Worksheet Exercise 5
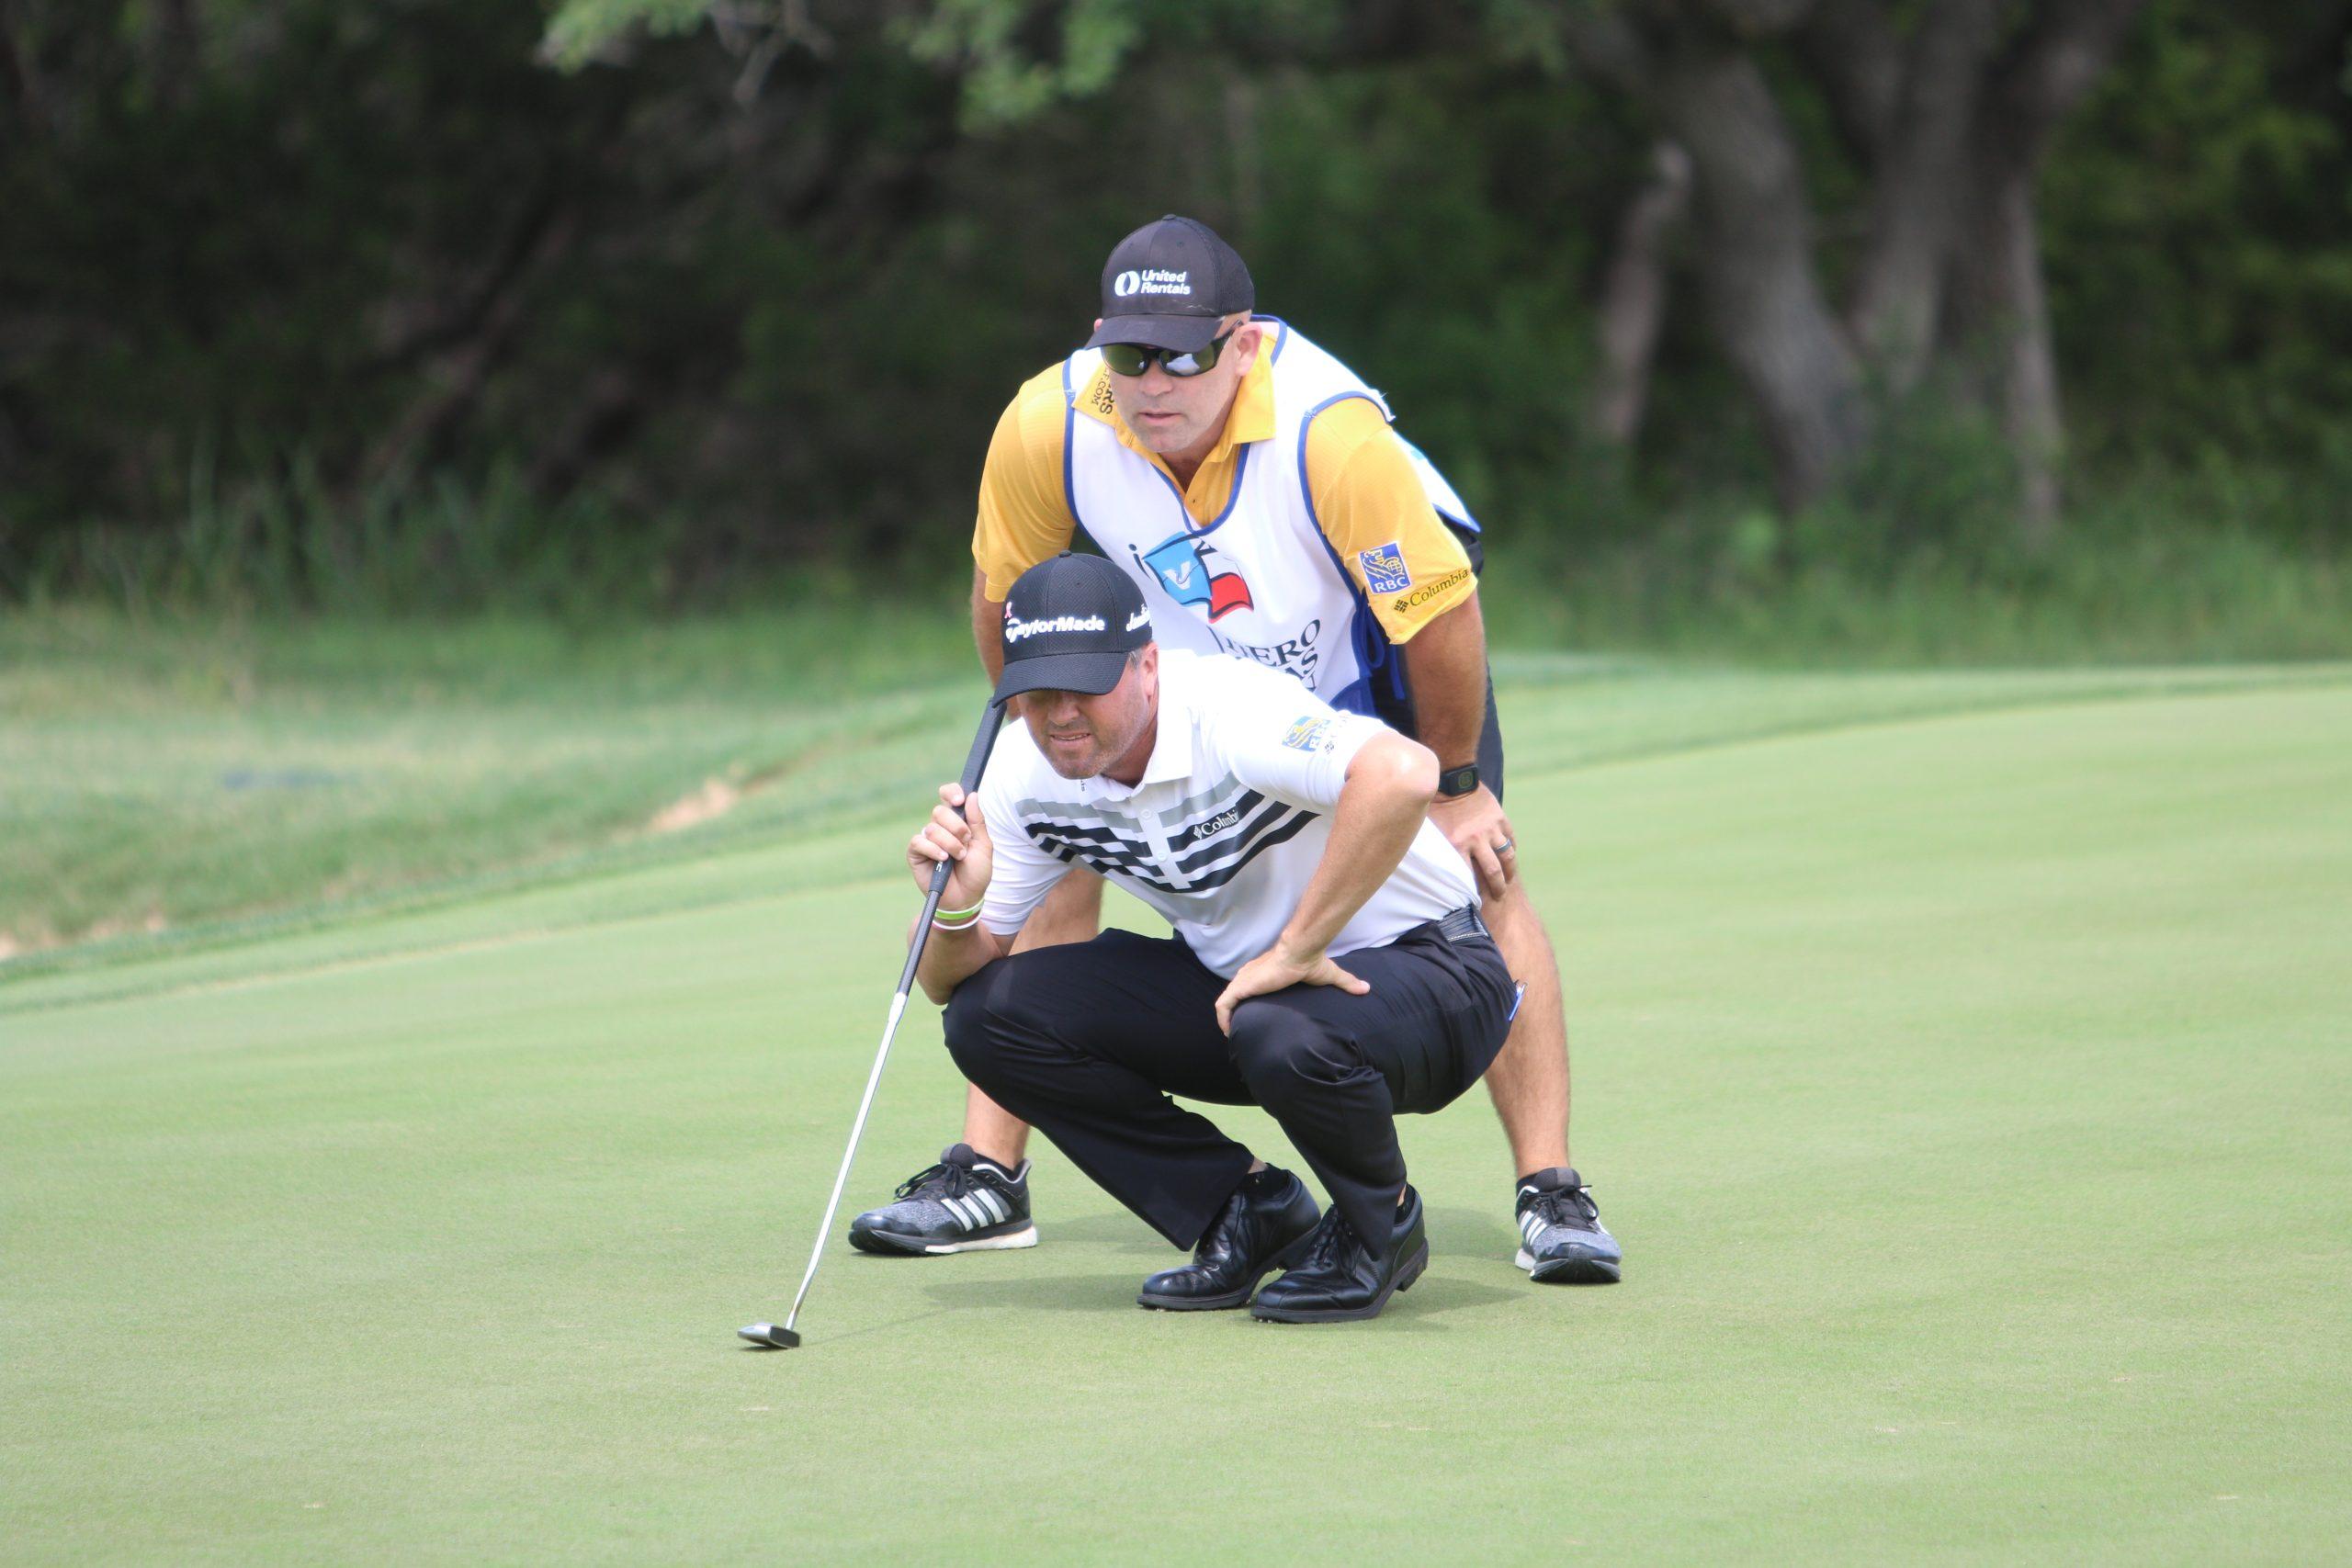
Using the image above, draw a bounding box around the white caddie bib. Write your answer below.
[1058,319,1476,716]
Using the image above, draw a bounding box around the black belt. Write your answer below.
[1437,905,1489,943]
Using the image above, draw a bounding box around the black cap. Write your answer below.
[1085,214,1254,354]
[994,553,1154,701]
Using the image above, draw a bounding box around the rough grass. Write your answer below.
[7,603,2346,978]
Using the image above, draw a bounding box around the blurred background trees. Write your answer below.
[2,0,2346,613]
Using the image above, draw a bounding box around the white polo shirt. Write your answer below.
[976,649,1476,977]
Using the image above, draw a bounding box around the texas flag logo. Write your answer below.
[1139,536,1255,622]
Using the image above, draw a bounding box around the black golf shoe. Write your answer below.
[1137,1166,1320,1312]
[1250,1187,1429,1324]
[848,1145,1038,1256]
[1514,1167,1621,1283]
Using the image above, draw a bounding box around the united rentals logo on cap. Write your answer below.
[1085,215,1254,355]
[994,552,1154,701]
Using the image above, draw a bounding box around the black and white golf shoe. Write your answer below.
[848,1144,1038,1256]
[1513,1167,1622,1283]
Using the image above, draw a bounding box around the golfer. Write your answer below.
[854,214,1617,1282]
[909,553,1516,1322]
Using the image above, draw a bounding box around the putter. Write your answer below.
[741,695,1009,1350]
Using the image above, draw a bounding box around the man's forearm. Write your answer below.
[1278,736,1439,958]
[916,918,1012,1005]
[971,569,1006,684]
[1396,594,1488,768]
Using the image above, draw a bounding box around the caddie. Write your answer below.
[910,552,1519,1322]
[852,214,1619,1283]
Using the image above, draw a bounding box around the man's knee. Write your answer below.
[942,962,1027,1088]
[1227,1004,1347,1103]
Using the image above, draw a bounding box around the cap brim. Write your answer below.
[1086,313,1224,353]
[992,649,1132,702]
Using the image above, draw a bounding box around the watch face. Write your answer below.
[1439,764,1479,798]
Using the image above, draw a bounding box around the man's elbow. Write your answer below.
[1362,734,1439,806]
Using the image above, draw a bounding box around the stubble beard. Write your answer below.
[1036,702,1141,781]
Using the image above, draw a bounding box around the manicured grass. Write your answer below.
[5,679,2346,1562]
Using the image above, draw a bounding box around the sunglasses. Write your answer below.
[1101,329,1236,379]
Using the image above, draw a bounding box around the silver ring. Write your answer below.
[1497,839,1516,854]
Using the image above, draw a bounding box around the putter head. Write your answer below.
[739,1322,800,1349]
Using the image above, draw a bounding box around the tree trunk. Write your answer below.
[1588,141,1691,446]
[1944,154,2064,542]
[1939,0,2152,543]
[1655,37,1865,510]
[1847,0,2001,389]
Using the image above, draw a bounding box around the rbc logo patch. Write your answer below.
[1358,541,1412,595]
[1281,716,1337,753]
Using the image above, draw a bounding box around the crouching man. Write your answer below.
[909,551,1518,1324]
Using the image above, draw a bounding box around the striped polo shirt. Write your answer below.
[974,649,1476,977]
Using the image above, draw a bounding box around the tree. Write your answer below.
[560,0,2156,534]
[1559,0,2150,536]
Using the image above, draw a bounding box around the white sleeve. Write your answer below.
[974,751,1071,939]
[1206,661,1391,810]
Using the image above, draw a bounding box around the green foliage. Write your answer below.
[20,461,683,619]
[901,0,1148,127]
[539,0,714,68]
[1487,457,2352,668]
[5,0,2348,611]
[2046,0,2352,464]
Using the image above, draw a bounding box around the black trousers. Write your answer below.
[942,918,1518,1250]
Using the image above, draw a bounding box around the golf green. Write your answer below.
[5,683,2347,1562]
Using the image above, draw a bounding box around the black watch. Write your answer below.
[1436,762,1481,800]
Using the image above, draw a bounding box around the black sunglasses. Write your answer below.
[1101,329,1236,379]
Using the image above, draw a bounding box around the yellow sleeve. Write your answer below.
[973,366,1079,602]
[1303,398,1476,640]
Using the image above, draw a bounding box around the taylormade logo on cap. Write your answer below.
[990,551,1155,701]
[1004,612,1108,643]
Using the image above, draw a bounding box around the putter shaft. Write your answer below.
[742,697,1006,1349]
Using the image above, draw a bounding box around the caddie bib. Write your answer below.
[1058,319,1477,716]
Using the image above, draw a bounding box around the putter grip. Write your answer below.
[897,697,1009,995]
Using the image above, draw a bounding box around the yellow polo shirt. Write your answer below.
[971,327,1477,640]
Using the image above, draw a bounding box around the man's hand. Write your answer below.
[1214,941,1369,1035]
[1430,784,1517,899]
[908,784,993,908]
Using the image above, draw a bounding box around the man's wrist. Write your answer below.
[931,893,989,931]
[1272,931,1327,967]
